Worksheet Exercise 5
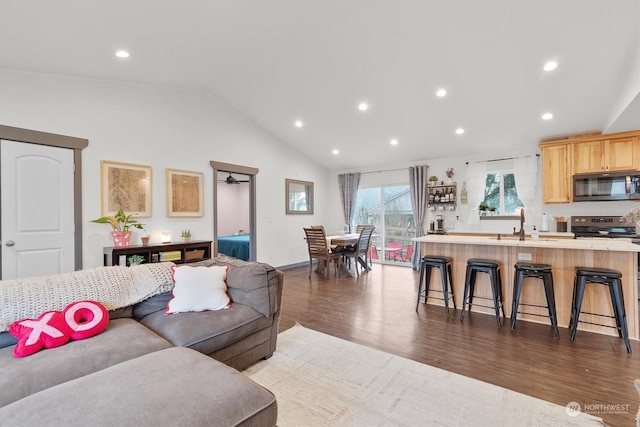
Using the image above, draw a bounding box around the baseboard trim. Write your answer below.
[274,261,309,270]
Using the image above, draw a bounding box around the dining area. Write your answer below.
[303,225,376,278]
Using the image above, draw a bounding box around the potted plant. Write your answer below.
[489,206,497,216]
[428,176,438,185]
[127,254,145,266]
[181,229,192,241]
[478,201,489,215]
[91,208,145,248]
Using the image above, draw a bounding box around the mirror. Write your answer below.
[286,179,314,214]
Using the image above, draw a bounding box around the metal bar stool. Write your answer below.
[510,262,560,338]
[460,258,505,327]
[416,256,456,317]
[569,266,631,353]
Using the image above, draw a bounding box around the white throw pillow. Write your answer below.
[166,265,231,314]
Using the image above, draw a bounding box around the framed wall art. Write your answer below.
[166,168,204,217]
[101,160,152,217]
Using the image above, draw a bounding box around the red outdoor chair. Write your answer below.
[395,244,414,262]
[369,246,379,261]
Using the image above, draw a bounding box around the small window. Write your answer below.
[482,171,523,215]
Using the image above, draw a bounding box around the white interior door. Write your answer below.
[1,140,75,279]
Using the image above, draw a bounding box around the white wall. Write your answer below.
[0,69,330,268]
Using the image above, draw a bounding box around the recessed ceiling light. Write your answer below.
[294,120,303,128]
[332,149,339,155]
[543,61,557,71]
[455,128,464,135]
[436,89,447,97]
[542,112,554,120]
[115,50,130,58]
[358,102,369,111]
[390,139,398,146]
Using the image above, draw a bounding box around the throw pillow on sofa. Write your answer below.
[166,265,231,314]
[9,300,109,358]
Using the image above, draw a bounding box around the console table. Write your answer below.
[103,240,212,267]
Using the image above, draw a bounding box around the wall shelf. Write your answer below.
[428,182,457,210]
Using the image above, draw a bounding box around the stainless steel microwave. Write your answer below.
[573,172,640,201]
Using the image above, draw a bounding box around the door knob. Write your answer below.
[5,240,15,247]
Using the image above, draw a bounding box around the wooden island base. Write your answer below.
[416,237,639,340]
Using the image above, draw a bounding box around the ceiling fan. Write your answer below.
[222,173,249,185]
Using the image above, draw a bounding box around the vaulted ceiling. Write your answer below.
[1,1,638,169]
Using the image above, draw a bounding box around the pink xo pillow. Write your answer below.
[9,311,71,357]
[9,300,109,358]
[63,300,109,341]
[166,265,231,314]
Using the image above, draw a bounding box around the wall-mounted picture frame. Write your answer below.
[166,168,204,217]
[286,178,314,214]
[101,160,152,217]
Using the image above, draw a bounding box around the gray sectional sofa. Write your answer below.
[0,257,283,426]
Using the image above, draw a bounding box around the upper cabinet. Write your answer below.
[541,143,572,203]
[573,138,635,174]
[540,129,640,204]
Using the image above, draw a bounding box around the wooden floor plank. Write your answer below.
[277,263,639,427]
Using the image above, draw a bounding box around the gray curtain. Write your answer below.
[338,173,361,233]
[409,165,429,270]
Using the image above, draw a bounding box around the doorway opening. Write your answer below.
[210,161,258,261]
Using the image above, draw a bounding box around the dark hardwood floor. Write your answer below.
[277,263,639,427]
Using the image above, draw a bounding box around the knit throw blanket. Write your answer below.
[0,263,175,332]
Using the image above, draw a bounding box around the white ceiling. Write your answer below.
[1,1,639,170]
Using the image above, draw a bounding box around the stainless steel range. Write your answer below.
[571,215,639,239]
[572,216,640,299]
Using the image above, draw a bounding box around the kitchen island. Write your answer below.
[413,234,639,339]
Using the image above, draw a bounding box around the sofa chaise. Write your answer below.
[0,256,282,426]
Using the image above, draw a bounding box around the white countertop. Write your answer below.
[413,234,640,252]
[448,230,574,238]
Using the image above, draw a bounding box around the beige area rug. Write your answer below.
[244,324,604,427]
[636,380,640,427]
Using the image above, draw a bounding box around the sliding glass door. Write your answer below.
[354,185,413,265]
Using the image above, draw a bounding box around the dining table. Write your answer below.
[325,233,370,276]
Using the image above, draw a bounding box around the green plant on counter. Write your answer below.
[478,201,489,211]
[180,229,192,238]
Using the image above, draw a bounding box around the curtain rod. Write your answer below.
[465,153,539,165]
[359,167,412,175]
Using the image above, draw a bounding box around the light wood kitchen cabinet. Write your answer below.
[540,129,640,204]
[573,137,635,173]
[541,143,572,203]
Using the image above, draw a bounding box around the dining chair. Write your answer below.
[303,227,341,278]
[355,224,378,269]
[342,225,376,276]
